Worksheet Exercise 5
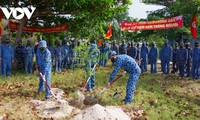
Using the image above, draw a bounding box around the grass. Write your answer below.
[0,62,199,120]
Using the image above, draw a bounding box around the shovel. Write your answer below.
[83,72,126,105]
[37,72,68,111]
[39,73,58,100]
[97,71,126,96]
[83,63,98,90]
[35,66,57,99]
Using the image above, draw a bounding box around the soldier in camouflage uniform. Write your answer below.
[61,39,69,69]
[191,41,200,79]
[136,42,141,65]
[55,40,63,73]
[185,42,192,77]
[36,40,52,99]
[160,39,172,74]
[119,40,127,54]
[99,42,109,66]
[47,39,55,70]
[69,39,76,70]
[127,41,137,59]
[106,51,141,104]
[86,43,100,91]
[110,40,119,66]
[140,42,149,72]
[172,42,179,74]
[14,40,27,72]
[176,42,188,77]
[24,40,34,74]
[149,42,158,73]
[0,38,14,76]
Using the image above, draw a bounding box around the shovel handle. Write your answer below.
[109,74,123,86]
[39,73,57,99]
[98,72,126,95]
[83,63,98,89]
[136,58,143,64]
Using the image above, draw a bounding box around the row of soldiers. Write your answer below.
[0,38,200,79]
[99,39,200,79]
[0,38,34,76]
[0,38,79,76]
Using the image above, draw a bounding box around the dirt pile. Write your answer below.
[29,88,80,119]
[30,99,80,119]
[73,104,130,120]
[0,113,8,120]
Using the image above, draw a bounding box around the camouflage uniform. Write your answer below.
[110,40,119,66]
[47,40,55,70]
[36,40,52,99]
[61,39,69,69]
[69,40,76,70]
[24,40,34,74]
[160,39,172,74]
[55,41,63,73]
[99,42,109,66]
[176,42,188,77]
[172,42,179,73]
[191,41,200,79]
[140,42,149,72]
[14,40,27,71]
[108,53,141,104]
[0,38,14,76]
[149,42,158,73]
[127,42,137,59]
[119,40,127,54]
[86,44,100,91]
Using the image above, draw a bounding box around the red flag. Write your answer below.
[0,10,2,36]
[105,23,112,39]
[190,16,197,38]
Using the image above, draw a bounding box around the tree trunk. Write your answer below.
[15,17,27,44]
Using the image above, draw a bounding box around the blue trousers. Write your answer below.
[24,57,33,74]
[141,58,148,72]
[150,60,157,73]
[86,75,95,91]
[100,59,107,66]
[55,59,62,73]
[62,57,68,69]
[162,59,170,74]
[16,58,23,71]
[192,62,200,79]
[124,70,141,104]
[2,60,12,76]
[178,63,186,77]
[86,64,96,91]
[69,57,76,70]
[38,72,51,99]
[186,62,191,77]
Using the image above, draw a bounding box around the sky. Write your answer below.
[128,0,165,19]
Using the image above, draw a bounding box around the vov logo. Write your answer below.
[0,6,36,20]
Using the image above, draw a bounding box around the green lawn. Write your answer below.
[0,63,199,120]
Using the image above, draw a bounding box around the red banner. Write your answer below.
[121,16,183,31]
[8,21,68,33]
[190,16,197,38]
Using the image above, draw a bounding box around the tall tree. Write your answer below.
[0,0,132,42]
[141,0,200,42]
